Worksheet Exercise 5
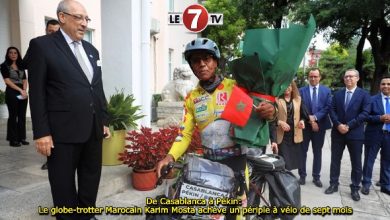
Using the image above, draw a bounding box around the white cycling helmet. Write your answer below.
[184,38,221,63]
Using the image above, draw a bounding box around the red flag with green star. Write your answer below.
[221,86,253,127]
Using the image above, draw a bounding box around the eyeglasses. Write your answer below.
[62,11,91,23]
[308,76,319,79]
[190,54,214,65]
[344,75,357,79]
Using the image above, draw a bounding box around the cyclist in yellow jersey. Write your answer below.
[156,38,276,219]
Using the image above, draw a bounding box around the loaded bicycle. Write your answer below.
[148,150,300,220]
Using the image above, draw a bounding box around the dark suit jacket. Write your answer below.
[299,84,332,130]
[329,87,371,140]
[365,93,386,145]
[27,30,108,143]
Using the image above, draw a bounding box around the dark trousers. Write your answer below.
[48,122,102,220]
[5,87,27,142]
[299,129,326,180]
[362,133,390,190]
[380,135,390,190]
[329,137,363,190]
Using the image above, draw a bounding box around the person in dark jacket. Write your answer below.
[361,76,390,196]
[298,68,332,187]
[27,1,110,219]
[0,46,29,147]
[326,69,371,201]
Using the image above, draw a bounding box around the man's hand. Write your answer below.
[156,154,174,178]
[380,114,390,123]
[35,135,54,156]
[311,121,320,132]
[255,102,275,120]
[309,115,316,122]
[103,126,111,138]
[337,124,349,134]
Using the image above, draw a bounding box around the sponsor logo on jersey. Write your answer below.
[216,92,228,105]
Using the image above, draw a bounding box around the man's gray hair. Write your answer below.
[56,0,70,15]
[345,69,359,77]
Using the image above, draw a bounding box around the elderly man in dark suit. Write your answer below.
[298,68,332,187]
[361,76,390,196]
[26,1,110,219]
[326,69,371,201]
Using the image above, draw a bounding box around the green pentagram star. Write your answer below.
[236,101,246,112]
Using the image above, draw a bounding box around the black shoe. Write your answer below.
[361,186,370,195]
[376,181,381,187]
[41,162,48,170]
[20,140,29,145]
[351,190,360,201]
[299,177,306,185]
[380,188,390,196]
[325,185,338,194]
[10,141,21,147]
[313,179,323,188]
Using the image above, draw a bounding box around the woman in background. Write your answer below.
[0,47,29,147]
[275,81,309,170]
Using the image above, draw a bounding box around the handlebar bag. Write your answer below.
[247,153,285,172]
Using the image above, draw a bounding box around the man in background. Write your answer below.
[326,69,371,201]
[45,19,60,35]
[361,76,390,196]
[298,68,332,187]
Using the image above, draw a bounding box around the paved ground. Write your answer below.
[0,119,389,220]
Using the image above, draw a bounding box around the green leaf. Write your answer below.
[107,89,145,130]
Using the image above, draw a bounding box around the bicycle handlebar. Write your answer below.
[156,162,184,186]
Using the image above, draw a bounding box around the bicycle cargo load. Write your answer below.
[266,170,301,220]
[182,154,237,197]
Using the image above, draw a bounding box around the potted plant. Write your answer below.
[102,90,144,165]
[0,89,8,118]
[118,126,178,190]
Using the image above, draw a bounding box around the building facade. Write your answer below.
[0,0,199,126]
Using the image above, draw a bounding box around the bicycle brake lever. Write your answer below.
[156,162,175,186]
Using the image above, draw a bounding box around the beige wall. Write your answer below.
[167,0,200,85]
[149,0,199,93]
[150,0,168,93]
[17,0,101,57]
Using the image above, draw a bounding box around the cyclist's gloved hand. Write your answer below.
[254,102,275,120]
[156,154,175,178]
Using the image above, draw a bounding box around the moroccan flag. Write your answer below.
[227,15,316,147]
[221,86,253,127]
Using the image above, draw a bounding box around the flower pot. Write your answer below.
[131,168,157,191]
[102,130,126,166]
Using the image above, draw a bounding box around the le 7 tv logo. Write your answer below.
[168,4,223,33]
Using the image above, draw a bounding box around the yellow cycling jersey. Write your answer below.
[168,78,236,161]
